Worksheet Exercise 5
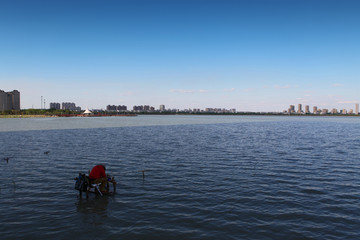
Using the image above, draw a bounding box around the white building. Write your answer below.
[83,107,92,115]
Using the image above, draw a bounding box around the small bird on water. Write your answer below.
[44,151,50,154]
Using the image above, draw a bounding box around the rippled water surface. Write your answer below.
[1,115,360,239]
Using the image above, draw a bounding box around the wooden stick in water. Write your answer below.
[138,170,150,178]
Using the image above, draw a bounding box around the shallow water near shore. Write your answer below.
[1,115,360,239]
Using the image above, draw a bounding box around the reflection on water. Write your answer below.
[76,197,110,225]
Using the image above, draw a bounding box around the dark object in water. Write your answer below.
[44,151,50,154]
[74,173,116,198]
[138,169,150,178]
[3,157,9,163]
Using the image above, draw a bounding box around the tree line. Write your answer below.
[0,109,79,115]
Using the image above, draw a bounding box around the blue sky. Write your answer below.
[1,0,359,111]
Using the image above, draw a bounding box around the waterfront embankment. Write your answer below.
[0,114,137,118]
[0,115,52,118]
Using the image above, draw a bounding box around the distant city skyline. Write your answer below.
[47,98,359,115]
[286,103,359,115]
[1,88,359,115]
[1,1,359,111]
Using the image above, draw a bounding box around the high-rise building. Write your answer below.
[133,105,144,111]
[160,105,165,111]
[288,105,295,113]
[0,90,20,111]
[62,102,76,110]
[297,104,302,113]
[133,105,155,112]
[0,90,8,111]
[355,103,359,115]
[10,90,20,110]
[62,102,81,111]
[107,105,117,111]
[305,105,310,114]
[50,102,61,110]
[331,108,338,114]
[106,105,127,111]
[117,105,127,111]
[313,106,318,114]
[0,90,6,111]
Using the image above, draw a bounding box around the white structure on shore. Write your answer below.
[83,107,92,115]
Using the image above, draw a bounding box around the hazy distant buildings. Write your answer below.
[133,105,143,111]
[204,108,236,113]
[313,106,318,114]
[119,105,127,111]
[305,105,310,114]
[132,105,155,112]
[160,104,166,111]
[285,102,360,115]
[107,105,116,111]
[288,105,295,113]
[62,102,81,111]
[290,105,295,113]
[50,102,61,110]
[106,105,127,111]
[297,104,302,113]
[0,89,20,111]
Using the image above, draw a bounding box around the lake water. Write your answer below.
[1,115,359,239]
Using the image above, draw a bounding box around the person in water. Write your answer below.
[89,164,109,193]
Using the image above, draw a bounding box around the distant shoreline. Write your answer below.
[0,114,137,118]
[0,115,51,118]
[1,113,359,118]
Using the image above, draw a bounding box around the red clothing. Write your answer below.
[89,165,106,179]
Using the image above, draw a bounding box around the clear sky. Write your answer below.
[0,0,359,112]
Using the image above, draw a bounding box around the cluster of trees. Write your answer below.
[0,109,79,115]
